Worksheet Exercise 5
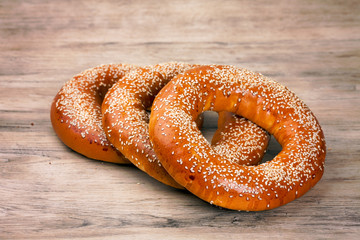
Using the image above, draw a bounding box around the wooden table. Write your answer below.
[1,0,359,239]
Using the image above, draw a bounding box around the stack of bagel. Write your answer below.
[51,62,326,211]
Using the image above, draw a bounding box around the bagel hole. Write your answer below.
[200,111,219,142]
[261,136,282,164]
[97,85,111,104]
[200,111,282,165]
[145,109,151,123]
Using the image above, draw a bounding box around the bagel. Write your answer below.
[149,65,326,210]
[50,64,137,163]
[102,62,270,188]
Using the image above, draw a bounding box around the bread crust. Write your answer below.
[102,63,270,189]
[50,64,137,163]
[149,65,326,211]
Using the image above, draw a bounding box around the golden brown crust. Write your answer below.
[50,64,137,163]
[102,63,197,188]
[51,62,269,172]
[102,62,270,189]
[149,65,326,211]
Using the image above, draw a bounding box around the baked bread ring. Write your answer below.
[149,65,326,211]
[102,62,270,188]
[51,64,137,164]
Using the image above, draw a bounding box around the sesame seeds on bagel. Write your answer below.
[149,65,326,211]
[51,64,138,163]
[101,62,270,189]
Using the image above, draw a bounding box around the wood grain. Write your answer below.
[1,0,359,239]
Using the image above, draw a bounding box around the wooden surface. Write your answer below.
[1,0,359,239]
